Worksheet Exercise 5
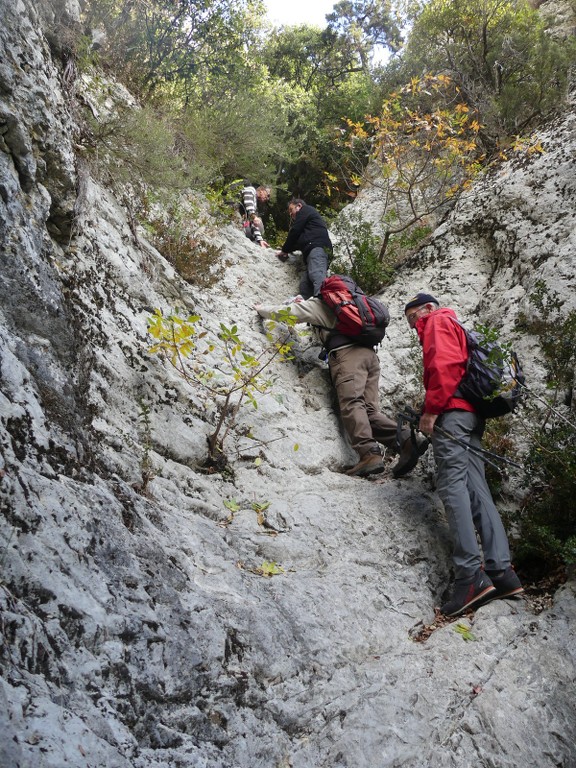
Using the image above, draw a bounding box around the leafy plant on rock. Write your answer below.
[330,213,395,293]
[147,308,297,466]
[146,207,226,288]
[401,0,575,148]
[515,282,576,575]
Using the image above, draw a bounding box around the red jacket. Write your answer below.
[415,307,475,415]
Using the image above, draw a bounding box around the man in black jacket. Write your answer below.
[277,198,332,299]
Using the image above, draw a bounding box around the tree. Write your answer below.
[327,0,403,70]
[147,308,297,464]
[402,0,574,146]
[260,25,383,209]
[338,74,483,260]
[82,0,266,100]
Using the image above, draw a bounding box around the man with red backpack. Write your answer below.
[255,278,428,477]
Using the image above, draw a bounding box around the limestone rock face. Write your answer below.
[0,1,575,767]
[370,104,576,410]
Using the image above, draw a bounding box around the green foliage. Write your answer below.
[330,213,395,293]
[251,500,271,527]
[82,0,266,100]
[338,75,483,259]
[147,308,297,462]
[514,281,576,574]
[144,198,226,288]
[237,558,286,576]
[78,0,574,224]
[520,422,576,570]
[260,26,382,209]
[263,26,342,90]
[178,83,288,185]
[327,0,404,68]
[454,622,476,642]
[402,0,575,147]
[258,560,285,577]
[80,103,200,190]
[526,280,576,390]
[482,418,516,497]
[384,222,433,265]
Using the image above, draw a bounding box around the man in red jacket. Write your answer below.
[405,292,523,617]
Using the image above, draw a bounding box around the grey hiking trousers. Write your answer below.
[299,246,329,298]
[433,409,511,579]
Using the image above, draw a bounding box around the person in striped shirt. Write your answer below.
[240,184,271,247]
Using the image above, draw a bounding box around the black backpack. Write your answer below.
[454,320,525,418]
[319,275,390,347]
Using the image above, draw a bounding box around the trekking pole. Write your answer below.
[432,424,523,470]
[396,407,427,450]
[396,407,522,471]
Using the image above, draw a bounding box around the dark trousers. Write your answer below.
[299,246,329,298]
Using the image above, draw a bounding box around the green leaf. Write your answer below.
[260,560,285,577]
[454,622,477,642]
[251,500,270,513]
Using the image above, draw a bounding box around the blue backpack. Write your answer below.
[454,321,525,418]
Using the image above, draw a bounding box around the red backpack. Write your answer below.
[319,275,390,347]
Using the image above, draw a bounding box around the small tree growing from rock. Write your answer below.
[147,308,297,467]
[339,74,483,263]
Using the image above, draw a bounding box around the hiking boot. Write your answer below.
[392,435,429,479]
[345,452,384,477]
[440,569,497,617]
[485,567,524,599]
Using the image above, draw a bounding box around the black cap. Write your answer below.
[404,292,439,312]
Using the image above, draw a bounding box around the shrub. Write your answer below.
[338,75,483,263]
[402,0,575,147]
[482,418,517,499]
[525,280,576,390]
[514,282,576,575]
[519,422,576,573]
[79,103,205,190]
[147,308,297,466]
[147,211,226,289]
[330,214,395,293]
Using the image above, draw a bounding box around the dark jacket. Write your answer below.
[281,204,332,258]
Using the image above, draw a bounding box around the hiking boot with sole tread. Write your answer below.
[441,569,496,617]
[486,567,524,599]
[345,452,384,477]
[392,435,429,479]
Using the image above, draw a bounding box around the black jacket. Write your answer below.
[281,204,332,258]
